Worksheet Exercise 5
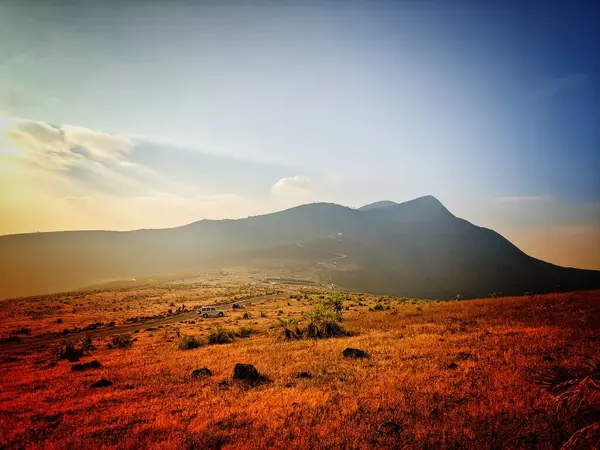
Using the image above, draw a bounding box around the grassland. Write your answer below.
[0,284,598,449]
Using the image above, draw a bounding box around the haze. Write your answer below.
[0,0,598,269]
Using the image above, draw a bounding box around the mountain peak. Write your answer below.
[397,195,453,217]
[358,200,398,211]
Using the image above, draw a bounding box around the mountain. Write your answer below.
[358,200,398,211]
[1,196,599,299]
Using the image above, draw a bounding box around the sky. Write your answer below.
[0,0,599,269]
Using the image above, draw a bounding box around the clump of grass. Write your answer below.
[235,326,254,338]
[270,318,301,340]
[178,335,203,350]
[207,325,234,344]
[52,335,94,362]
[107,334,133,349]
[538,352,600,449]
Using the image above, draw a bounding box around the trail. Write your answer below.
[295,239,348,268]
[0,293,285,354]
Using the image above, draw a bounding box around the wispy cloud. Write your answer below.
[0,117,315,234]
[532,73,590,100]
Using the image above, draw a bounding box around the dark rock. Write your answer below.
[293,371,313,379]
[91,378,113,388]
[233,363,260,382]
[381,421,402,435]
[543,355,555,362]
[71,360,102,371]
[447,362,459,370]
[342,348,367,359]
[457,352,473,360]
[192,368,212,378]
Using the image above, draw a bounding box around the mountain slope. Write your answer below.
[1,196,598,299]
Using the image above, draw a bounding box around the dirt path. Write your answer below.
[0,293,285,354]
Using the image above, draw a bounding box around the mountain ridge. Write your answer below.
[1,196,599,299]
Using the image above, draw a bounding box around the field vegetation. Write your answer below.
[0,284,598,449]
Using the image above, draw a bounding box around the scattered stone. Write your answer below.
[293,371,313,379]
[447,362,459,370]
[192,368,213,378]
[233,363,260,382]
[71,360,102,371]
[2,356,20,364]
[543,355,555,362]
[381,421,402,435]
[91,378,113,388]
[342,348,367,359]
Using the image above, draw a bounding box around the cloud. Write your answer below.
[532,73,590,100]
[0,117,307,234]
[271,175,313,196]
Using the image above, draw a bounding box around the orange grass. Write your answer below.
[1,288,598,449]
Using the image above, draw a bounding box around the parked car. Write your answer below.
[198,306,224,318]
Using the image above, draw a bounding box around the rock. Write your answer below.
[447,362,459,370]
[91,378,113,388]
[543,355,555,362]
[71,360,102,371]
[191,368,212,378]
[342,348,367,359]
[381,421,402,435]
[233,363,260,382]
[457,352,473,360]
[293,371,313,379]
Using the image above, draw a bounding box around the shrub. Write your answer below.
[302,307,350,339]
[270,318,301,340]
[107,334,133,349]
[179,335,203,350]
[53,335,93,361]
[207,325,234,344]
[235,326,254,338]
[538,352,600,448]
[53,341,82,362]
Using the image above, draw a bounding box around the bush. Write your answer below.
[235,326,254,338]
[270,318,301,340]
[53,341,82,362]
[53,335,93,361]
[207,325,234,344]
[302,307,350,339]
[179,335,203,350]
[107,334,133,349]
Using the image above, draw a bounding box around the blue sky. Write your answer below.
[0,0,598,268]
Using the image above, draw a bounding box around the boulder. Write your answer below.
[192,368,212,378]
[342,348,367,359]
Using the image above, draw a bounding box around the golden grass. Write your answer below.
[1,288,598,449]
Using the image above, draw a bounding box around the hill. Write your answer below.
[1,195,599,299]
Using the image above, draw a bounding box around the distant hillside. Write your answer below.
[1,195,599,299]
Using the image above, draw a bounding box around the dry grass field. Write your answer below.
[1,286,599,449]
